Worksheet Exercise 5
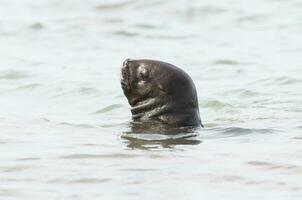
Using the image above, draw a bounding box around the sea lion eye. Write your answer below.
[138,68,148,80]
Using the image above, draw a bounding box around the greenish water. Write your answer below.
[0,0,301,199]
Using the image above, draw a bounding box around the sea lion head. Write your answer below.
[121,59,202,127]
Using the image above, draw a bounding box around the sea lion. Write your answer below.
[120,59,202,128]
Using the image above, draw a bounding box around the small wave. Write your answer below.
[200,99,233,110]
[281,47,302,53]
[57,122,95,129]
[145,34,197,40]
[16,157,41,161]
[204,127,278,138]
[247,161,302,174]
[0,70,28,80]
[121,168,157,172]
[238,15,267,22]
[0,189,20,197]
[114,31,139,37]
[99,122,129,128]
[114,94,124,99]
[239,89,261,98]
[185,5,226,17]
[77,87,99,95]
[133,0,164,9]
[225,89,262,98]
[14,84,40,91]
[51,87,100,98]
[95,0,137,11]
[60,153,141,159]
[103,18,124,24]
[198,6,226,14]
[134,24,159,30]
[1,165,30,172]
[67,178,111,184]
[274,76,301,85]
[203,122,220,128]
[2,178,35,182]
[94,104,123,114]
[257,76,302,86]
[29,22,44,30]
[211,59,240,65]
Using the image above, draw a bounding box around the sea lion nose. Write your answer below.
[123,58,133,67]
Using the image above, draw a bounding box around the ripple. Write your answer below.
[205,127,278,138]
[211,59,240,65]
[239,89,262,98]
[238,15,267,22]
[1,178,35,182]
[225,89,262,98]
[51,87,100,98]
[134,24,159,30]
[274,76,301,85]
[95,0,136,11]
[0,70,28,80]
[121,168,157,172]
[145,34,197,40]
[77,87,99,95]
[60,153,141,159]
[247,161,302,174]
[1,165,30,172]
[133,0,164,9]
[114,30,139,37]
[57,122,95,129]
[16,157,41,161]
[200,99,233,110]
[195,6,226,15]
[0,189,20,197]
[114,94,124,99]
[67,178,110,184]
[14,83,40,91]
[183,6,226,19]
[103,18,124,24]
[94,104,123,114]
[29,22,44,30]
[99,122,128,128]
[223,175,245,182]
[98,122,128,128]
[203,122,220,128]
[0,140,6,144]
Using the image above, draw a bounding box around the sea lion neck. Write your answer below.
[130,98,163,117]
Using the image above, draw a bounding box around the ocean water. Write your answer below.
[0,0,302,199]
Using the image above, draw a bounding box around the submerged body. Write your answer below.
[120,59,202,128]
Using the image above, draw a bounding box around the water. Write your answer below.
[0,0,302,199]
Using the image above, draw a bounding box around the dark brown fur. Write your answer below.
[121,59,202,128]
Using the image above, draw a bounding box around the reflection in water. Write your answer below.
[121,122,202,149]
[202,127,279,139]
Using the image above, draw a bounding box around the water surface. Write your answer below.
[0,0,302,199]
